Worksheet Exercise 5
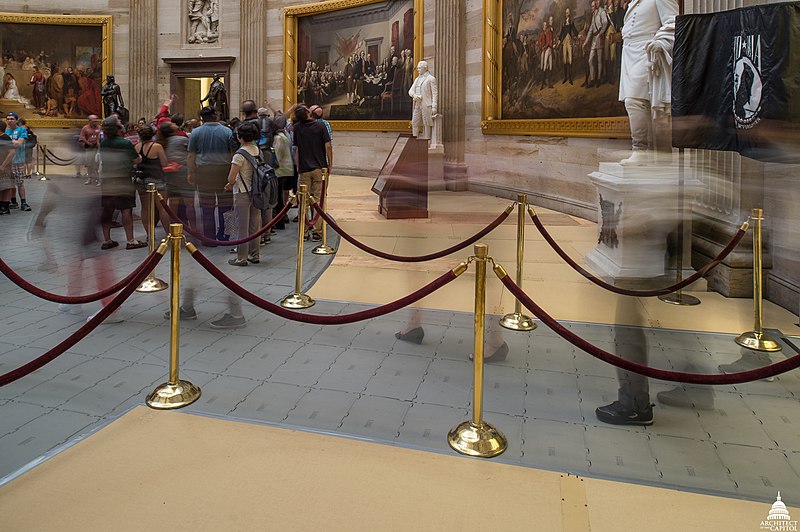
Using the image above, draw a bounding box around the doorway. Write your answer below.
[177,76,224,119]
[162,56,235,120]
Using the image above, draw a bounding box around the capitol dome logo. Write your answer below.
[760,492,798,531]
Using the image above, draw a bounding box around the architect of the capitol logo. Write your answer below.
[760,493,798,531]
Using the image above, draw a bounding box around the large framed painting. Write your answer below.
[482,0,629,137]
[0,13,112,128]
[283,0,423,132]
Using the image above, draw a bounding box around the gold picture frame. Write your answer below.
[481,0,629,138]
[283,0,423,132]
[0,12,112,128]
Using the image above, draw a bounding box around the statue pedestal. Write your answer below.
[428,144,445,191]
[584,162,706,286]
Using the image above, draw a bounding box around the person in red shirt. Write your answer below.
[77,115,101,185]
[538,18,555,89]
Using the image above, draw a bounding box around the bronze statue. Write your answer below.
[100,75,128,123]
[200,74,228,121]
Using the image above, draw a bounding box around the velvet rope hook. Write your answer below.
[0,246,167,387]
[159,197,293,247]
[495,265,800,385]
[312,202,514,263]
[528,206,749,297]
[0,248,161,305]
[189,245,467,325]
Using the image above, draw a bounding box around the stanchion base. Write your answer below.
[281,292,315,309]
[448,420,507,458]
[499,312,537,331]
[136,277,169,293]
[658,293,701,306]
[146,380,201,409]
[735,331,783,352]
[312,244,337,255]
[38,176,50,181]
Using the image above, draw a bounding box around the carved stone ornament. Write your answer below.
[598,194,622,249]
[187,0,220,44]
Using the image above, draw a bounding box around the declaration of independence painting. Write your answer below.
[501,0,628,120]
[292,0,419,123]
[0,14,111,126]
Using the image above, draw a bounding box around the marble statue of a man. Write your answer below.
[618,0,679,165]
[408,60,438,140]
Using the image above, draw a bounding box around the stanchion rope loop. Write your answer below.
[312,202,515,263]
[495,264,800,385]
[190,244,467,325]
[528,206,750,297]
[0,243,168,387]
[0,248,162,304]
[159,197,292,247]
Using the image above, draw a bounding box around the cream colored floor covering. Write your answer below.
[0,407,788,532]
[310,175,798,334]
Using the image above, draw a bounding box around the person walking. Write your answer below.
[223,122,262,266]
[187,106,232,243]
[291,105,331,241]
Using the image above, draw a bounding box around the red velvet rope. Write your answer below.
[313,203,512,262]
[160,199,292,246]
[305,181,326,227]
[190,248,460,325]
[499,272,799,384]
[0,248,160,304]
[0,251,165,387]
[529,210,748,297]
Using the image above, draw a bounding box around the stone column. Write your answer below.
[129,0,158,122]
[434,0,467,191]
[240,0,268,103]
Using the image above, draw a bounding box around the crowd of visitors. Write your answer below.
[7,94,334,328]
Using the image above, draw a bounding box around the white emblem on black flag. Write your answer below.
[733,34,763,129]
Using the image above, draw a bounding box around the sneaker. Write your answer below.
[84,178,92,185]
[58,303,83,315]
[247,255,260,264]
[260,236,270,246]
[126,240,148,250]
[210,313,246,329]
[228,258,248,267]
[595,401,653,426]
[101,240,119,250]
[163,306,198,320]
[74,172,83,178]
[20,202,31,212]
[229,247,238,254]
[87,309,123,324]
[311,232,322,242]
[0,207,7,215]
[9,202,18,209]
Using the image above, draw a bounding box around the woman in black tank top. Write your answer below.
[135,125,171,238]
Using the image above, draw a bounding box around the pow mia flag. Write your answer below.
[672,1,800,162]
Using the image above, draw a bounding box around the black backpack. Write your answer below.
[235,148,278,210]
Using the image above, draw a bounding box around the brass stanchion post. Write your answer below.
[146,224,201,409]
[38,144,50,181]
[136,183,168,292]
[281,184,315,309]
[659,148,700,306]
[312,168,336,255]
[32,143,42,177]
[500,195,536,331]
[735,208,782,352]
[448,243,508,458]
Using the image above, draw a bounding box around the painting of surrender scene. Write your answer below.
[502,0,628,119]
[0,18,105,121]
[296,0,416,121]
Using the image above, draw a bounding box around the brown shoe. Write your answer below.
[126,240,147,250]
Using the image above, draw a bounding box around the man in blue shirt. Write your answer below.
[188,106,232,242]
[4,112,31,211]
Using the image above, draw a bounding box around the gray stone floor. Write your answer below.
[1,178,799,505]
